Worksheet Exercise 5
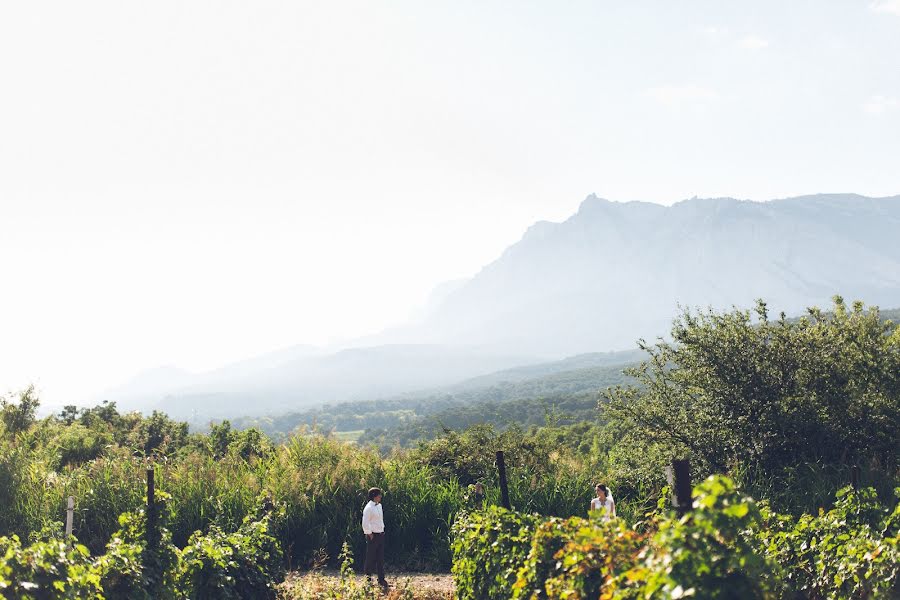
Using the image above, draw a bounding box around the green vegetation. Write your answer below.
[452,476,899,599]
[230,358,637,449]
[604,297,900,512]
[0,495,283,600]
[1,297,898,598]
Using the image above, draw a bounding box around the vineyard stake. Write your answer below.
[496,451,511,509]
[146,467,158,551]
[65,496,74,538]
[671,459,692,516]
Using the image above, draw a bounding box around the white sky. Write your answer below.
[2,1,899,407]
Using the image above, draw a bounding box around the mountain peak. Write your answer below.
[415,193,900,357]
[577,194,614,214]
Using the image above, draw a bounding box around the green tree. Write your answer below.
[605,297,900,496]
[208,420,236,459]
[138,411,189,457]
[58,405,79,426]
[1,385,40,435]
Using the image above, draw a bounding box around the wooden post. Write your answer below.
[851,465,860,490]
[65,496,74,538]
[496,451,511,509]
[672,459,692,516]
[146,467,158,550]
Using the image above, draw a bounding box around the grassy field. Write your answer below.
[332,429,365,443]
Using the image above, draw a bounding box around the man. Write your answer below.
[362,487,388,589]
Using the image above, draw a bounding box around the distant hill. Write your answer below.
[228,349,642,441]
[103,344,541,421]
[386,194,900,356]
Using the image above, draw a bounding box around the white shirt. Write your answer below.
[362,500,384,534]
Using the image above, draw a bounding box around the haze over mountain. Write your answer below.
[389,193,900,356]
[103,345,542,420]
[105,193,900,419]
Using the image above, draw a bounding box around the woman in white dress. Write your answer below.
[589,484,616,519]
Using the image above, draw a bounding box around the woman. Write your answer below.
[589,484,616,519]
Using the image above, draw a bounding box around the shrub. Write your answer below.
[0,534,101,600]
[451,507,538,600]
[513,517,644,600]
[93,491,181,600]
[614,476,775,599]
[604,298,900,514]
[177,510,285,599]
[755,486,900,599]
[53,424,111,467]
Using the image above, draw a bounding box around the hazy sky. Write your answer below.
[2,1,899,406]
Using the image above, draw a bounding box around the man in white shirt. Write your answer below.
[362,487,388,589]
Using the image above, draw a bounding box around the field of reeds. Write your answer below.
[0,413,620,573]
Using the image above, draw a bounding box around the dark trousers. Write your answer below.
[364,532,386,583]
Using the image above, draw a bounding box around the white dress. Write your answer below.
[590,497,615,519]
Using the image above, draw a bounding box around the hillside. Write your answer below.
[104,345,541,421]
[229,350,642,443]
[390,194,900,356]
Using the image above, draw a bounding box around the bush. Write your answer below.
[604,298,900,514]
[451,507,538,600]
[177,510,285,599]
[94,500,181,600]
[755,486,900,599]
[53,424,111,467]
[1,496,285,599]
[0,535,101,600]
[513,517,644,600]
[455,477,779,600]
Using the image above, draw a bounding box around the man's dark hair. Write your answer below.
[368,487,383,501]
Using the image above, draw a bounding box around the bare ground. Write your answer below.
[281,570,454,599]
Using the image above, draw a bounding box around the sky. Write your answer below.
[2,1,899,407]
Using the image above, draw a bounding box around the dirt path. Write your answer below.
[281,570,454,598]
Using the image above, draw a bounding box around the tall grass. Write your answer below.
[1,430,621,570]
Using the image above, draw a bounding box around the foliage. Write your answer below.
[51,424,112,467]
[0,535,101,600]
[0,495,284,600]
[207,420,273,461]
[755,486,900,599]
[140,411,190,457]
[178,509,285,600]
[453,476,900,599]
[1,385,40,435]
[94,491,182,600]
[451,507,538,600]
[513,516,644,600]
[615,476,774,599]
[605,297,900,512]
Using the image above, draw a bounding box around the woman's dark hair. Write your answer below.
[595,484,608,495]
[368,487,383,501]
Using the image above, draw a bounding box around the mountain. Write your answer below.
[432,348,643,393]
[389,193,900,356]
[101,193,900,422]
[103,344,540,421]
